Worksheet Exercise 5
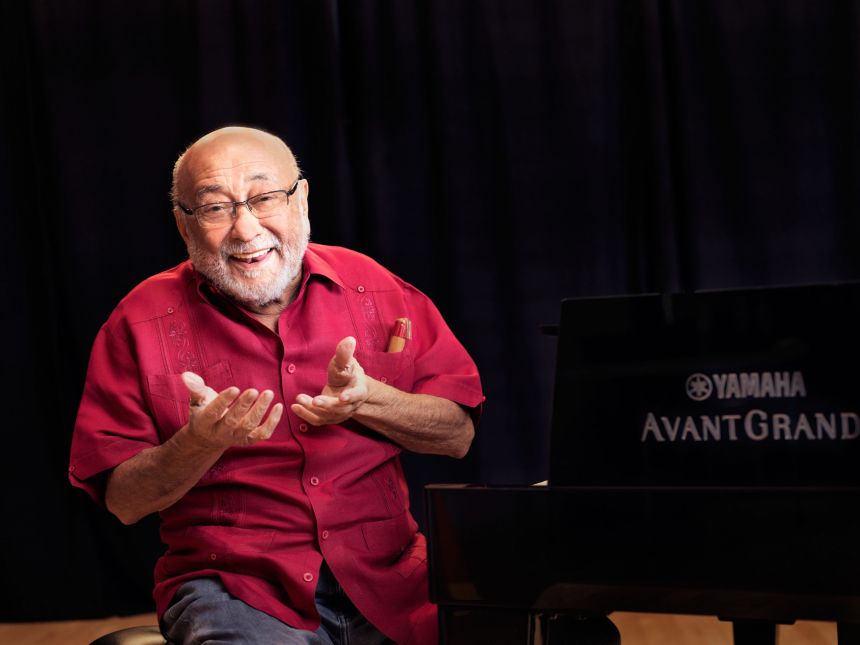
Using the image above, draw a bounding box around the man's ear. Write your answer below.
[174,207,191,246]
[298,179,309,218]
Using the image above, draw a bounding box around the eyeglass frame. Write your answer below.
[175,180,301,227]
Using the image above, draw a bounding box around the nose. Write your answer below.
[229,203,265,241]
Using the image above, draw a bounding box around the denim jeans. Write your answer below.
[161,561,395,644]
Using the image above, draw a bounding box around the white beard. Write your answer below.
[188,222,310,309]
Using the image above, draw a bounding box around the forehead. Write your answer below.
[180,134,296,195]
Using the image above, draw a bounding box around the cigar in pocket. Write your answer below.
[386,317,412,353]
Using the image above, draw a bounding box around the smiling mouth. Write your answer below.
[230,248,274,264]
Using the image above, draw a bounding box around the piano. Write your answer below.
[426,285,860,644]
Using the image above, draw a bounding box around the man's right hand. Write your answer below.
[106,373,283,524]
[181,372,283,449]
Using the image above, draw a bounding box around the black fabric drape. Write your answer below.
[3,0,859,621]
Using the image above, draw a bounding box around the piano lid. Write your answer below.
[549,283,860,486]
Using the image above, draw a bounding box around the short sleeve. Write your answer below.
[69,321,160,505]
[405,287,485,418]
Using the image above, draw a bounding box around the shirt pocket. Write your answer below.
[360,511,425,579]
[146,361,233,440]
[163,524,275,578]
[355,349,413,388]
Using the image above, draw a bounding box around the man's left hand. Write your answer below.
[292,336,369,426]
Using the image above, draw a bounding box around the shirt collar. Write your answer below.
[301,243,346,289]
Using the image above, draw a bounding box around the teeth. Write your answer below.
[232,248,269,260]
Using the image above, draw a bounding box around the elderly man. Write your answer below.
[69,126,484,644]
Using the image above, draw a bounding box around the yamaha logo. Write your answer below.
[686,373,712,401]
[684,371,806,401]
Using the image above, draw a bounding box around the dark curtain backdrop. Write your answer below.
[3,0,860,622]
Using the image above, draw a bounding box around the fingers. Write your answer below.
[291,402,327,426]
[221,389,279,435]
[190,386,282,447]
[247,403,284,443]
[196,385,241,422]
[292,393,361,427]
[221,389,264,430]
[182,371,221,407]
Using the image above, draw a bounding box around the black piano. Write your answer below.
[427,285,860,644]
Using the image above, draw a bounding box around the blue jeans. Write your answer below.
[161,561,395,644]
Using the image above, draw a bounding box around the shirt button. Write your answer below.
[309,476,320,486]
[287,363,296,374]
[69,464,76,473]
[209,553,217,561]
[298,423,308,433]
[321,530,330,540]
[357,285,366,293]
[303,572,314,582]
[167,307,174,314]
[380,376,388,384]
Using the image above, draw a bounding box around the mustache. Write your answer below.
[220,236,282,257]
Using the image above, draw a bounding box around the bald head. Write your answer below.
[171,126,300,206]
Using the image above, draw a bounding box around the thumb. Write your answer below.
[182,371,217,407]
[328,336,355,387]
[328,337,357,387]
[333,336,356,370]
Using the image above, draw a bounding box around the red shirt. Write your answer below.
[69,244,484,645]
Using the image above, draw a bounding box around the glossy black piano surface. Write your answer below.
[427,485,860,619]
[427,285,860,644]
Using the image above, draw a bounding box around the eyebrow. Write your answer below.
[196,185,223,199]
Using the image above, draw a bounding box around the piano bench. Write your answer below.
[89,625,167,645]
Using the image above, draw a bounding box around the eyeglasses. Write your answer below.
[176,180,300,229]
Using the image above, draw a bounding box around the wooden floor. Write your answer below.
[611,613,836,644]
[0,612,159,645]
[0,612,838,644]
